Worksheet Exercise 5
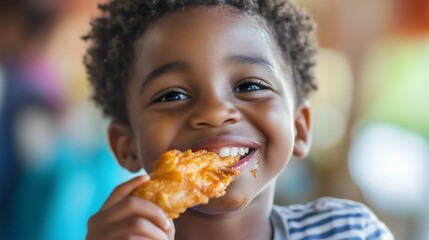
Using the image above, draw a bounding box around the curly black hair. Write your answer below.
[83,0,317,124]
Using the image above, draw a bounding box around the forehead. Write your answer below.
[138,6,269,47]
[133,6,289,73]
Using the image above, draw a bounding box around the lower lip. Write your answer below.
[230,149,258,172]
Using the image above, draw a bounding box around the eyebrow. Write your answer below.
[228,55,275,71]
[139,55,275,93]
[140,61,187,93]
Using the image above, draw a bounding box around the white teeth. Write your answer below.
[219,147,250,157]
[231,147,238,157]
[238,148,245,156]
[219,148,230,157]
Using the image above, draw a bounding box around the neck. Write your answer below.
[174,183,275,240]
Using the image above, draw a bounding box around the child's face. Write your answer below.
[111,6,310,214]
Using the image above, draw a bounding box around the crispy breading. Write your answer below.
[131,149,239,218]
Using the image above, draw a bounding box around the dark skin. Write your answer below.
[87,6,311,240]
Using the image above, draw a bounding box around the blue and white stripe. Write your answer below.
[271,197,394,240]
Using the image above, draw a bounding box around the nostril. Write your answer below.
[188,104,241,129]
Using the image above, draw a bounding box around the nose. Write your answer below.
[188,95,241,129]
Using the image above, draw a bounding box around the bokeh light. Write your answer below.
[349,123,428,214]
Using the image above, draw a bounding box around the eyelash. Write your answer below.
[233,79,271,93]
[151,88,189,103]
[151,79,271,104]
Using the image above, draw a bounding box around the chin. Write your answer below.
[190,192,251,216]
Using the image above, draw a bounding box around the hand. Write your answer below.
[86,176,175,240]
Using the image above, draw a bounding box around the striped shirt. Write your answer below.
[270,197,394,240]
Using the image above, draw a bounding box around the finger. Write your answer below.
[102,196,171,230]
[111,217,169,240]
[165,218,175,240]
[101,175,150,211]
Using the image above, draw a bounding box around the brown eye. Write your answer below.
[152,89,189,103]
[233,79,271,93]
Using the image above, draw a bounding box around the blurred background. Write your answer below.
[0,0,428,239]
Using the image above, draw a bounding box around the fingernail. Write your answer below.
[139,175,149,181]
[164,219,171,229]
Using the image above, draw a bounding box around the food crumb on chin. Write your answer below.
[250,160,259,178]
[240,198,248,208]
[250,168,257,178]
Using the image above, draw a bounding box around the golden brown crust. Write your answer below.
[131,149,239,218]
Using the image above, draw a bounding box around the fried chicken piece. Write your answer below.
[131,149,239,219]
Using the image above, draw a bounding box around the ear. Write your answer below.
[293,101,312,158]
[107,121,142,172]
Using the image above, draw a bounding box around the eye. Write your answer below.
[233,79,271,93]
[151,88,189,103]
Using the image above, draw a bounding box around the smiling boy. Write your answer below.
[84,0,393,239]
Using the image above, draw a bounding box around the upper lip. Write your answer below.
[189,135,260,154]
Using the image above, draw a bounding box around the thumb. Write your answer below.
[100,175,149,211]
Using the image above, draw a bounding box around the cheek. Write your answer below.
[258,100,295,169]
[137,117,180,172]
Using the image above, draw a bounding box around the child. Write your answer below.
[83,0,394,239]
